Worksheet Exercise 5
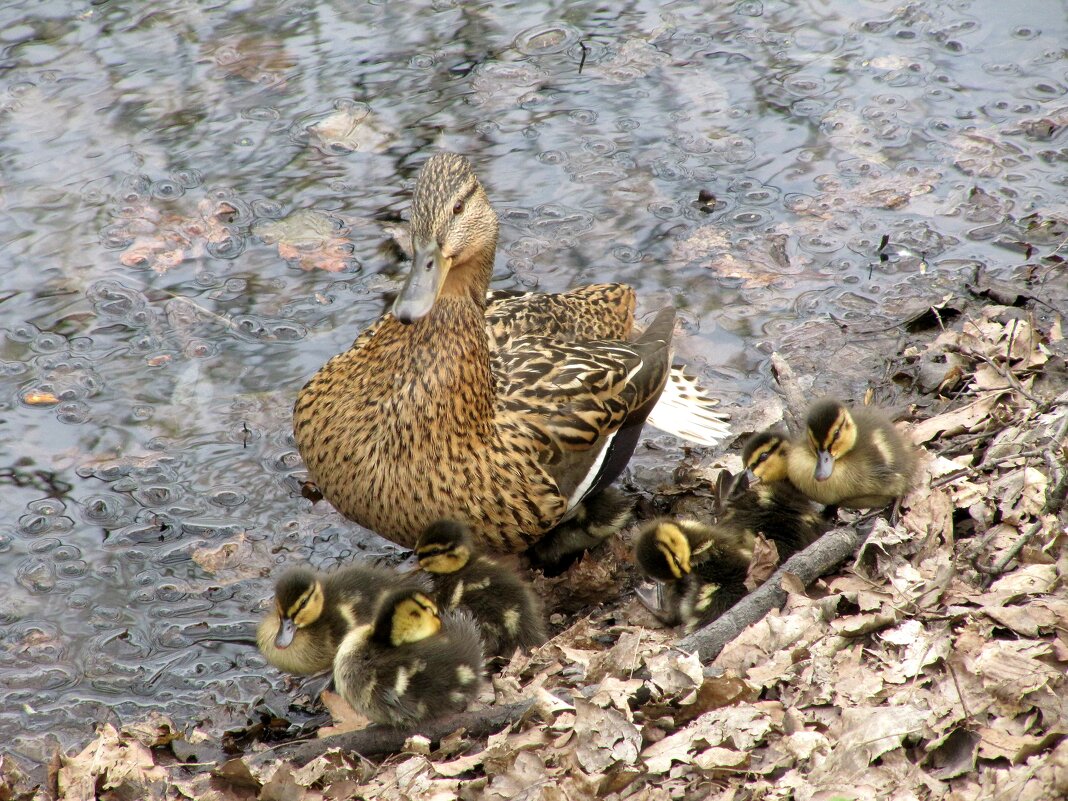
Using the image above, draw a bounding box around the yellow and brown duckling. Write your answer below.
[731,439,831,558]
[332,588,484,727]
[293,152,729,555]
[746,399,918,508]
[415,520,546,660]
[633,519,753,632]
[257,564,427,675]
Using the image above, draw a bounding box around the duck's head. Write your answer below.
[415,519,474,574]
[393,152,500,324]
[372,589,442,647]
[634,520,692,582]
[805,399,857,481]
[271,568,325,649]
[742,428,791,484]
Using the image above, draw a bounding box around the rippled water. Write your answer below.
[1,0,1064,762]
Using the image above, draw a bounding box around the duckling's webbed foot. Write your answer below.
[297,669,335,701]
[635,581,683,626]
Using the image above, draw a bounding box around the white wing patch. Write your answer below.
[565,432,616,511]
[646,367,731,447]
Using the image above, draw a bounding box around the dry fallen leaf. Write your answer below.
[255,209,355,273]
[573,698,642,774]
[58,724,169,801]
[22,389,60,405]
[189,532,273,584]
[318,689,372,737]
[745,534,781,590]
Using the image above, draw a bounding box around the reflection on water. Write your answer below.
[0,0,1064,760]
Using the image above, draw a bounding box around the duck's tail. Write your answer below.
[646,366,732,447]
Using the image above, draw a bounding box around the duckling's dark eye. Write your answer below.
[453,200,465,215]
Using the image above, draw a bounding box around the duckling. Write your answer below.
[733,439,831,557]
[527,486,635,571]
[747,401,918,508]
[257,564,427,675]
[333,588,484,727]
[633,519,752,632]
[415,520,546,660]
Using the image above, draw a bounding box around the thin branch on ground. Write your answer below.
[769,352,808,433]
[249,699,536,768]
[974,520,1044,582]
[677,520,876,663]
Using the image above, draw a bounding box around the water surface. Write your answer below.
[1,0,1064,760]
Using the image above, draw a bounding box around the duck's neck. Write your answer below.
[440,243,495,309]
[383,294,495,435]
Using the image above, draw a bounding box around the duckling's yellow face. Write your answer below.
[654,523,692,579]
[743,433,791,483]
[394,153,500,323]
[415,520,474,574]
[417,543,471,574]
[806,402,857,481]
[274,579,325,648]
[390,592,442,646]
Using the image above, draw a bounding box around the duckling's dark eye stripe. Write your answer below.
[418,544,453,558]
[286,585,317,618]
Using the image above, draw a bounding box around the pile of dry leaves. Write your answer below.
[3,294,1065,801]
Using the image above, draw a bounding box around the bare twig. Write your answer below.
[974,520,1044,581]
[974,349,1044,407]
[249,699,535,768]
[677,520,876,663]
[931,448,1047,488]
[769,352,808,433]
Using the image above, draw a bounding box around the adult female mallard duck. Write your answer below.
[744,400,918,508]
[294,152,729,552]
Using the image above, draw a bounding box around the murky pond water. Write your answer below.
[1,0,1064,763]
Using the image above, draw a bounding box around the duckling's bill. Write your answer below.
[275,617,298,649]
[814,449,835,481]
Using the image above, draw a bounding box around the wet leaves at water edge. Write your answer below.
[16,288,1067,801]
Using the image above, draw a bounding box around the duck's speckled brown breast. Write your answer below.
[293,299,565,551]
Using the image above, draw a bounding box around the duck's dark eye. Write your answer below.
[453,200,465,215]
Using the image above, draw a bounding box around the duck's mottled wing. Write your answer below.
[494,338,645,454]
[486,283,635,346]
[493,307,674,505]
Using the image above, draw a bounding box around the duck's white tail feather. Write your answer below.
[646,366,731,447]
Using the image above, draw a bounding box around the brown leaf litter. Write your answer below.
[4,294,1066,801]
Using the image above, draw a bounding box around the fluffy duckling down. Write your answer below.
[332,588,484,727]
[527,486,635,569]
[633,519,752,633]
[416,519,546,661]
[745,399,919,509]
[257,563,427,675]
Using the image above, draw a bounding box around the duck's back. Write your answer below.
[485,284,635,345]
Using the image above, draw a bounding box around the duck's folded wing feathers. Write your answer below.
[486,283,635,346]
[494,308,673,507]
